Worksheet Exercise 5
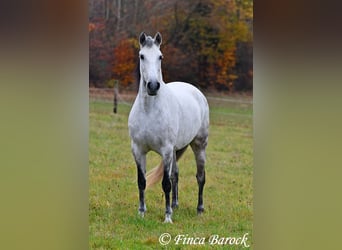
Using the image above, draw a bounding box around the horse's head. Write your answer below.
[139,32,163,96]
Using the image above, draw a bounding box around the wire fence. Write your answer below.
[89,87,253,118]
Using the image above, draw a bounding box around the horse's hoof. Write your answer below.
[164,214,173,223]
[138,207,146,218]
[197,207,205,215]
[138,204,146,217]
[163,218,173,223]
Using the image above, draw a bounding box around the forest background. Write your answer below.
[89,0,253,92]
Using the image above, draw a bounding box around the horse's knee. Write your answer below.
[137,165,146,190]
[161,149,174,192]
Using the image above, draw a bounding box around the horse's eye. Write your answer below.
[159,55,163,60]
[140,54,144,60]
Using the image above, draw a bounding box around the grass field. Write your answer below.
[89,95,253,249]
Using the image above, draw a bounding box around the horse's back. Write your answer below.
[166,82,209,148]
[168,81,207,104]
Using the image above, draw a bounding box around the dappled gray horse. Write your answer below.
[128,32,209,223]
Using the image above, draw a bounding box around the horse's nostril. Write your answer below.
[147,81,152,89]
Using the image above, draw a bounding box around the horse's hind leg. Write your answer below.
[171,150,179,209]
[190,135,208,214]
[171,146,188,209]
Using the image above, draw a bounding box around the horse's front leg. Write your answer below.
[162,150,174,223]
[132,146,147,217]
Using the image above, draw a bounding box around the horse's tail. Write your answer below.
[146,146,188,189]
[146,162,164,188]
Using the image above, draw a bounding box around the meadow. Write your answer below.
[89,94,253,249]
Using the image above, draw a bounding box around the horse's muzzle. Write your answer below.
[146,81,160,96]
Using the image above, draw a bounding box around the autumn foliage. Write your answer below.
[209,48,237,90]
[112,39,136,87]
[89,0,253,91]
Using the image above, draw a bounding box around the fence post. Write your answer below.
[113,80,119,113]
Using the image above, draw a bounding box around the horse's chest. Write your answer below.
[130,111,177,148]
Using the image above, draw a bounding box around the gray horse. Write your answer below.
[128,32,209,223]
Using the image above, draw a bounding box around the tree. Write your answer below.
[89,0,253,91]
[112,39,136,87]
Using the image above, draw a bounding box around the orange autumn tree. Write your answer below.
[208,47,238,90]
[112,38,136,87]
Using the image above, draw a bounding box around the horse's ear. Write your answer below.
[154,32,162,46]
[139,32,147,47]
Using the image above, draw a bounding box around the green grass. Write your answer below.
[89,97,253,249]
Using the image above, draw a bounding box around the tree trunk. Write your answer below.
[117,0,121,31]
